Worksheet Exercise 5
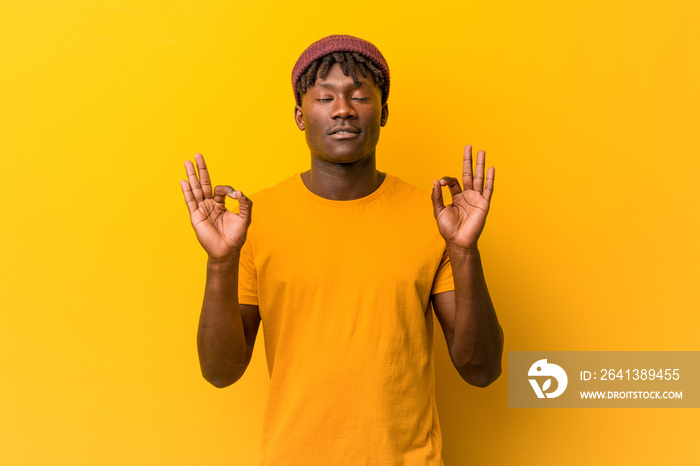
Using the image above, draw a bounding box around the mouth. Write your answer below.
[329,126,360,135]
[329,131,360,140]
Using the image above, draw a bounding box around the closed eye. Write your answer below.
[317,98,332,102]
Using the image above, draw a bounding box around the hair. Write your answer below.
[295,51,387,105]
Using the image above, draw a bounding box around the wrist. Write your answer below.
[446,242,480,260]
[207,252,240,271]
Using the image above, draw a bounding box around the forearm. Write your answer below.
[447,246,503,386]
[197,253,248,388]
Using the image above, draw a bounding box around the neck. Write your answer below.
[301,154,386,201]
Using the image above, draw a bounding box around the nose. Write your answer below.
[331,96,357,119]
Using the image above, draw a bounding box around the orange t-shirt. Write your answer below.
[238,173,454,465]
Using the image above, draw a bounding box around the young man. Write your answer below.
[180,35,503,465]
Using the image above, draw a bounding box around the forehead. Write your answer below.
[313,62,379,91]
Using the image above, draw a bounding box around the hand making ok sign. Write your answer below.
[180,153,253,260]
[432,145,495,251]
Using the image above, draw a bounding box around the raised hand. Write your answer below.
[431,145,495,250]
[180,153,252,260]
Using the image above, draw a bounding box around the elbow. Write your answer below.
[197,339,251,388]
[459,363,502,388]
[452,349,503,388]
[460,325,505,387]
[202,369,243,388]
[200,362,247,389]
[208,379,234,389]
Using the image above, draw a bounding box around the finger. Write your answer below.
[213,185,236,206]
[194,153,213,199]
[185,160,204,202]
[483,166,495,202]
[235,190,253,226]
[462,145,474,190]
[431,180,445,218]
[473,150,486,193]
[439,176,462,197]
[180,179,198,214]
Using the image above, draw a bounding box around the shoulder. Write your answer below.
[242,175,304,233]
[386,173,430,194]
[247,175,298,204]
[244,175,305,217]
[382,174,433,208]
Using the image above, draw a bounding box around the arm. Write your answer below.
[432,253,503,387]
[180,153,260,388]
[199,256,261,388]
[430,145,504,387]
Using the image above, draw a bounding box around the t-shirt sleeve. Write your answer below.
[238,238,259,305]
[430,248,454,295]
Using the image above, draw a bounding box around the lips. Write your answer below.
[329,126,360,135]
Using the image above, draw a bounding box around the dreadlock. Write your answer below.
[295,51,387,105]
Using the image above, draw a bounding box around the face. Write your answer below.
[295,62,388,165]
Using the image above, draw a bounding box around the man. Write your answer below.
[180,35,503,465]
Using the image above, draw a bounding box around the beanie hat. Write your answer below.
[291,34,390,106]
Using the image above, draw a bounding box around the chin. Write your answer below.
[320,151,369,165]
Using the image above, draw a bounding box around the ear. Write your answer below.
[294,104,305,131]
[380,102,389,127]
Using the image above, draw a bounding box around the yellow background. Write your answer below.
[1,1,698,465]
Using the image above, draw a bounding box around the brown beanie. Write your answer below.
[291,35,390,106]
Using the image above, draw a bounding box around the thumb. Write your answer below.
[431,180,445,218]
[235,190,253,225]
